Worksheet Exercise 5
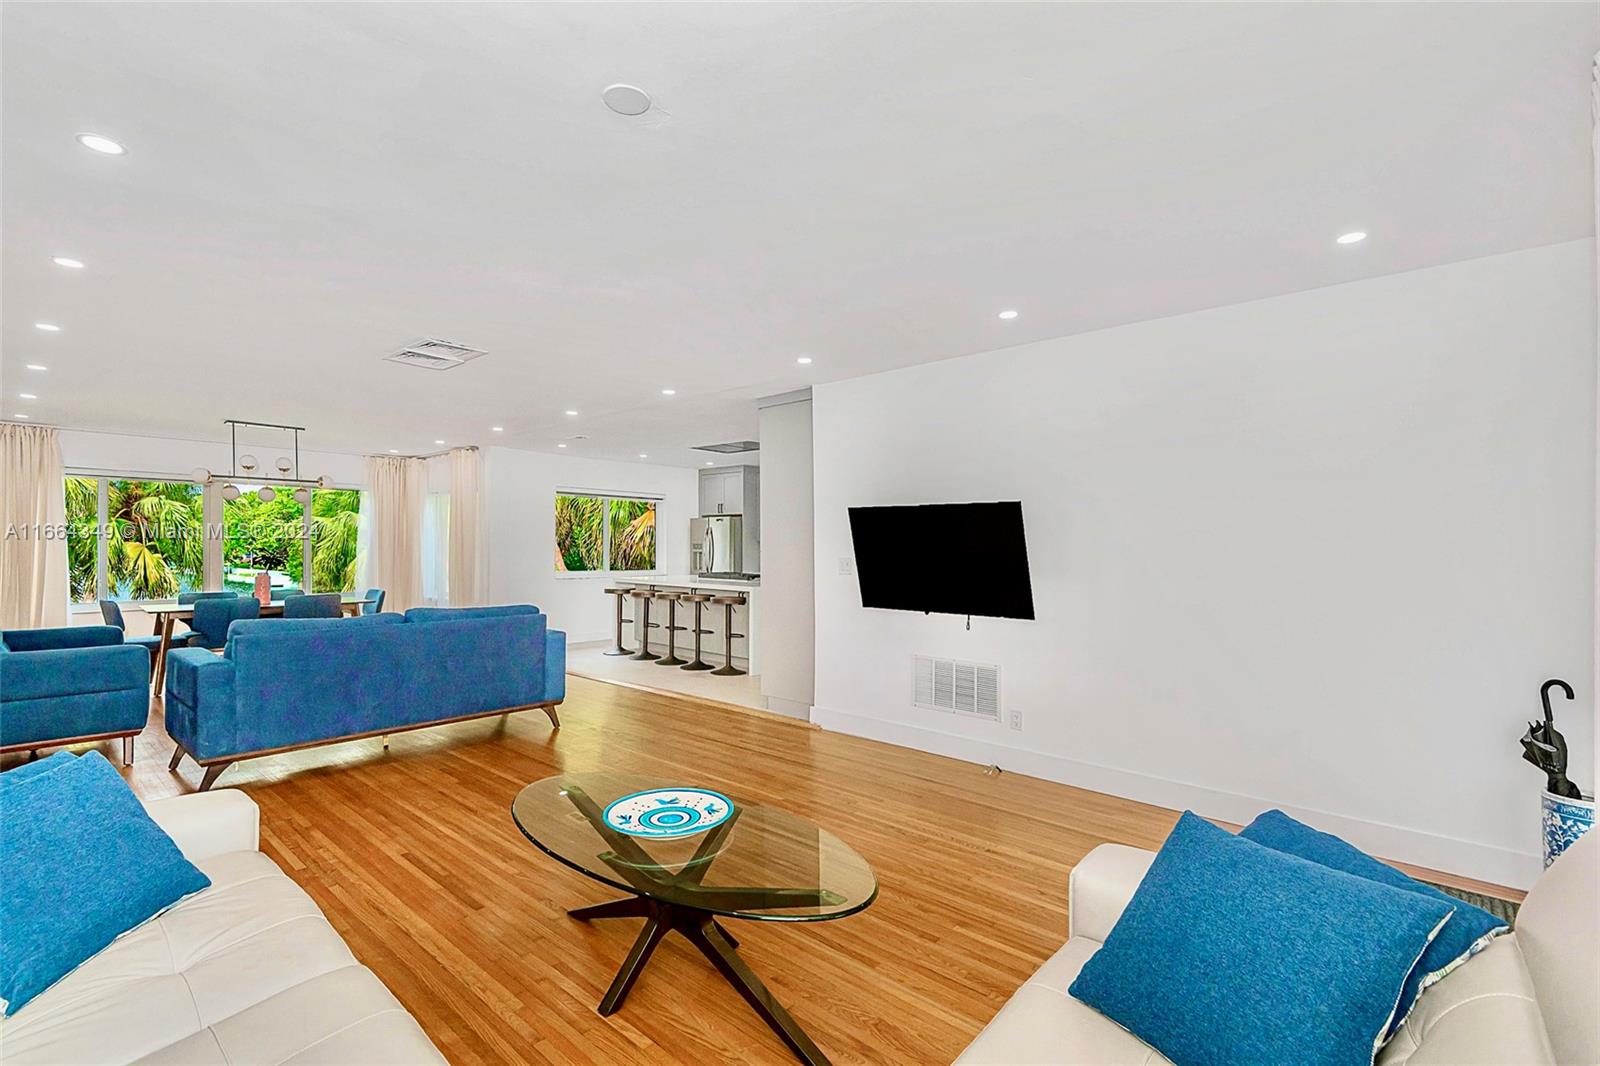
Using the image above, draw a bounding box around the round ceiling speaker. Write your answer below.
[293,487,311,505]
[602,84,652,116]
[275,456,293,473]
[189,467,211,484]
[238,453,258,473]
[220,483,241,502]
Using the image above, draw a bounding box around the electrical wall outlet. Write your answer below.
[1009,710,1024,731]
[838,557,854,576]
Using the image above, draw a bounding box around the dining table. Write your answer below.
[143,594,375,696]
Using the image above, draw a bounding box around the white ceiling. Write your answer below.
[2,2,1595,467]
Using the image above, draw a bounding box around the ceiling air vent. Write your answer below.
[383,338,487,371]
[913,655,1000,721]
[692,440,761,454]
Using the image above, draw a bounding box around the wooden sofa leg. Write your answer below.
[382,734,389,750]
[198,763,230,792]
[168,747,185,771]
[122,736,134,767]
[543,704,560,729]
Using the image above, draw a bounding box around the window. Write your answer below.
[222,485,305,595]
[65,476,99,603]
[608,498,656,571]
[309,488,361,593]
[65,477,207,602]
[555,493,657,574]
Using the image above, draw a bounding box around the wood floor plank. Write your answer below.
[0,673,1520,1064]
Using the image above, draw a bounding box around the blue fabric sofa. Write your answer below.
[0,625,150,762]
[162,605,565,789]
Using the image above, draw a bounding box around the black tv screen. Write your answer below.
[848,501,1035,620]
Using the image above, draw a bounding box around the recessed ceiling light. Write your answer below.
[704,461,714,466]
[565,410,578,416]
[34,323,60,332]
[997,309,1019,320]
[388,449,400,454]
[25,364,47,371]
[434,439,445,445]
[557,443,567,449]
[661,389,676,396]
[491,426,504,432]
[638,453,649,459]
[1336,231,1367,245]
[19,394,37,400]
[14,414,30,419]
[796,356,813,365]
[602,84,652,116]
[52,257,85,269]
[76,133,126,155]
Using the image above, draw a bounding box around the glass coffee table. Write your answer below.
[511,773,878,1065]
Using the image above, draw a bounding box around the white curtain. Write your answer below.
[421,491,449,605]
[448,447,483,606]
[365,455,425,613]
[1591,51,1599,795]
[0,423,69,629]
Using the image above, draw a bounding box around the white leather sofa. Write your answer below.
[958,831,1599,1065]
[1,790,445,1065]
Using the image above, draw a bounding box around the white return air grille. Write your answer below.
[913,655,1000,721]
[383,338,487,371]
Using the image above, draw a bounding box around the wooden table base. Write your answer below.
[571,896,830,1066]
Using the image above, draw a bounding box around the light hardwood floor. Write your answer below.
[5,676,1519,1065]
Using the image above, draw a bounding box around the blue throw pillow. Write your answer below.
[0,752,210,1015]
[1240,809,1507,1033]
[1068,812,1454,1066]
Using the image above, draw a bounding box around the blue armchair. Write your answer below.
[361,588,386,614]
[164,605,564,789]
[186,597,261,649]
[98,600,165,666]
[283,593,341,619]
[0,626,149,763]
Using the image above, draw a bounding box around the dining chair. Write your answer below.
[186,596,260,650]
[283,593,341,619]
[279,589,305,599]
[98,599,165,666]
[362,588,386,615]
[175,590,237,633]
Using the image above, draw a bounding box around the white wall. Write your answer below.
[483,447,699,643]
[757,391,816,718]
[813,240,1596,889]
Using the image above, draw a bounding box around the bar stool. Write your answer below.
[678,592,715,671]
[709,593,747,676]
[628,589,661,661]
[602,587,634,656]
[654,590,688,667]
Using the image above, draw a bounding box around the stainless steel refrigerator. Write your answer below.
[690,515,743,575]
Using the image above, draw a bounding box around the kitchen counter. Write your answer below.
[611,575,760,593]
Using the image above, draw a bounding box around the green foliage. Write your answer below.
[311,489,361,592]
[223,489,304,583]
[555,494,604,571]
[66,479,205,601]
[608,499,656,571]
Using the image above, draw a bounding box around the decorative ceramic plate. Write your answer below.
[602,788,734,839]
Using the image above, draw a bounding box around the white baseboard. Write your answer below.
[812,705,1541,890]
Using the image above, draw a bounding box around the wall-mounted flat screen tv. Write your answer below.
[847,501,1035,620]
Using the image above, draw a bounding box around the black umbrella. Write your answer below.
[1521,678,1583,799]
